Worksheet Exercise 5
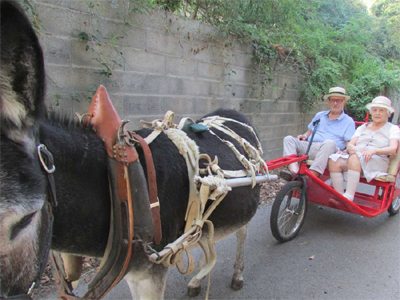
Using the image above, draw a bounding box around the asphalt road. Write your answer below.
[104,202,400,300]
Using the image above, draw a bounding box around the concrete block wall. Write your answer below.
[30,0,307,160]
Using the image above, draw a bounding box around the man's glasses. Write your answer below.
[329,98,345,104]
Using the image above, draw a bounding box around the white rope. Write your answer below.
[198,116,268,187]
[165,128,199,170]
[200,116,268,175]
[141,111,268,290]
[200,116,264,154]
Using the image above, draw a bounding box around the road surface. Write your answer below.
[103,202,400,299]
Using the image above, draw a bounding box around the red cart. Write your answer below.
[266,139,400,243]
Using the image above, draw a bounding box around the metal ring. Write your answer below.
[75,112,92,125]
[117,120,130,144]
[37,144,56,174]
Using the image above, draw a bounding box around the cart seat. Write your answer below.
[375,145,400,182]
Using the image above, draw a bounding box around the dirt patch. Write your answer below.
[31,177,285,299]
[260,177,286,205]
[31,257,100,299]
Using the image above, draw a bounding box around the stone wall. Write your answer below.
[31,0,307,160]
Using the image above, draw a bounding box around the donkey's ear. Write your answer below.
[0,0,45,138]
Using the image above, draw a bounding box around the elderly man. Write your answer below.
[281,86,356,179]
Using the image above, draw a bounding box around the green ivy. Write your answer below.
[21,0,399,119]
[152,0,400,119]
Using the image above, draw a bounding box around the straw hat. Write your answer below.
[366,96,394,114]
[323,87,350,101]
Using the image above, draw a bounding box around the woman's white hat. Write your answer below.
[323,86,350,101]
[366,96,394,114]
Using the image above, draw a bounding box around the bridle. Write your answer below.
[1,144,57,300]
[37,144,58,208]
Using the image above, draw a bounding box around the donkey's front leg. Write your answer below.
[231,225,247,290]
[187,225,248,297]
[125,263,168,300]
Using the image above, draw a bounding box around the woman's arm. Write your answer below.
[362,139,398,162]
[346,136,359,154]
[371,139,398,156]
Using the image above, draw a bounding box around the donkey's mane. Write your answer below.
[45,111,94,132]
[201,108,252,125]
[39,110,107,179]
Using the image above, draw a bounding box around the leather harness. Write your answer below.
[50,85,162,299]
[34,85,265,300]
[128,131,162,244]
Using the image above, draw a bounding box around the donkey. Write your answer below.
[0,1,262,299]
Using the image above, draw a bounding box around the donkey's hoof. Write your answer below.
[187,286,201,297]
[231,278,244,290]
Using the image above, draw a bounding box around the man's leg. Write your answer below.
[283,135,309,174]
[309,140,337,176]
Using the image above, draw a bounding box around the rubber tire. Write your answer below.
[270,180,307,242]
[388,195,400,216]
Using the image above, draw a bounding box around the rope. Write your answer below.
[141,111,265,292]
[199,116,268,187]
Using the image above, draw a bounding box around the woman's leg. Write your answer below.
[329,158,347,193]
[343,154,362,200]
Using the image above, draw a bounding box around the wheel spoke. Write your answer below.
[277,209,294,229]
[278,205,301,236]
[270,181,307,242]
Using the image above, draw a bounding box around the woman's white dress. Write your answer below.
[353,122,400,181]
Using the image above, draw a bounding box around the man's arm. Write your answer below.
[297,130,312,141]
[299,111,324,141]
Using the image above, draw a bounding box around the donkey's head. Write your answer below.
[0,0,52,297]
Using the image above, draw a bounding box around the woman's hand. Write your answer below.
[361,149,376,162]
[346,144,356,155]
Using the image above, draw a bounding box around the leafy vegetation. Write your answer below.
[152,0,400,119]
[21,0,398,119]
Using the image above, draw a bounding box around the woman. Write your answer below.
[329,96,400,201]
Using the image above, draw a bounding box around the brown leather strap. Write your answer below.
[85,86,136,298]
[129,131,162,245]
[51,86,154,299]
[83,161,135,299]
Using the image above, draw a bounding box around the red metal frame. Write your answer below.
[266,154,399,218]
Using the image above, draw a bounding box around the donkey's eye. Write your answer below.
[10,212,37,240]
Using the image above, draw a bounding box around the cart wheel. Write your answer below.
[270,180,307,242]
[388,195,400,216]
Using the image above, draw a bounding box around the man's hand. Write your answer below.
[297,134,308,141]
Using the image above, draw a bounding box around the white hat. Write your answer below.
[323,86,350,101]
[366,96,394,114]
